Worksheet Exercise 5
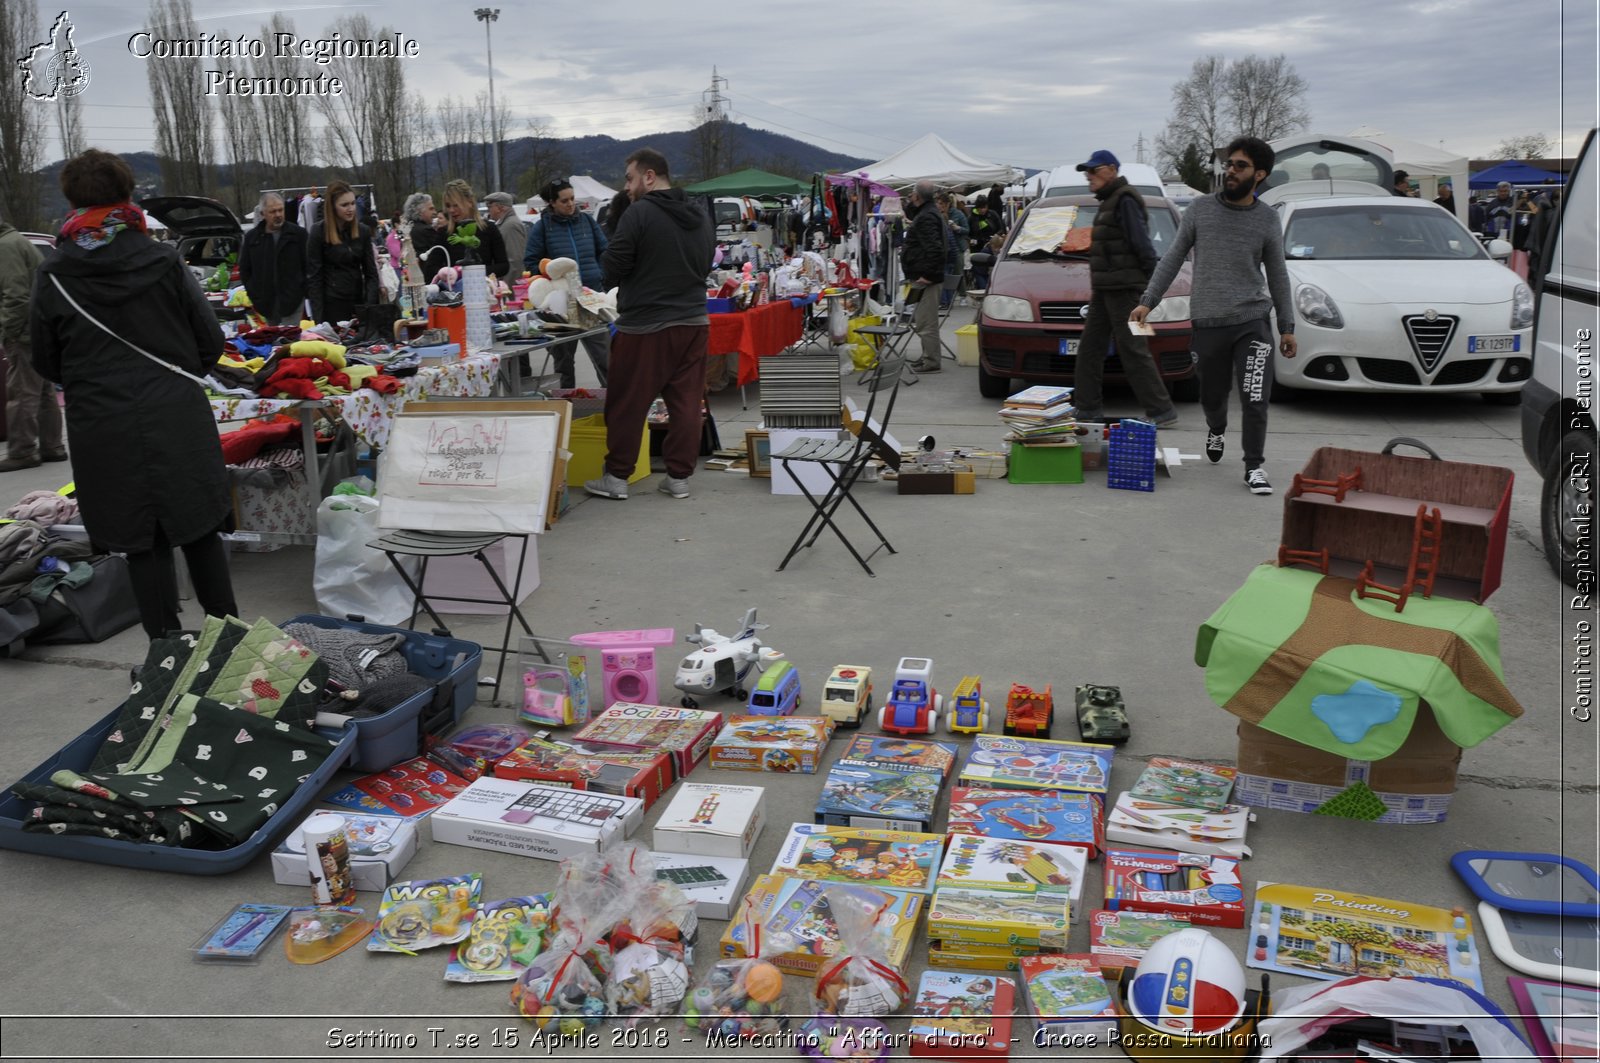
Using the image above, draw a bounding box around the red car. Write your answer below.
[974,195,1197,401]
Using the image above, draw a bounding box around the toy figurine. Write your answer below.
[673,607,783,709]
[1075,683,1131,744]
[879,657,941,735]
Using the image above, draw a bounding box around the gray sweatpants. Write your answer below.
[1192,317,1275,469]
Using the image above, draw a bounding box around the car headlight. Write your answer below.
[1145,296,1190,324]
[1510,282,1533,330]
[983,295,1033,323]
[1295,282,1344,328]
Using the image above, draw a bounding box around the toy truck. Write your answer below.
[1003,683,1054,738]
[947,675,989,735]
[820,665,873,728]
[1075,683,1130,744]
[879,656,942,735]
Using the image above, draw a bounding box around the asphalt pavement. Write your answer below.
[0,307,1592,1060]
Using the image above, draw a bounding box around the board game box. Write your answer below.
[947,786,1103,857]
[957,735,1113,798]
[938,833,1086,919]
[321,757,473,818]
[428,777,643,861]
[929,886,1071,949]
[492,737,675,809]
[571,702,722,778]
[1086,910,1192,972]
[1128,757,1238,811]
[1103,848,1246,928]
[770,823,944,894]
[1249,881,1484,992]
[653,781,767,858]
[815,761,942,833]
[708,715,834,774]
[837,734,960,777]
[1019,954,1118,1047]
[909,970,1016,1060]
[719,873,924,975]
[1105,792,1253,859]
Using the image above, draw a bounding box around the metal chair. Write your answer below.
[774,354,907,577]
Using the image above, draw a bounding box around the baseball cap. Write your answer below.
[1076,149,1120,172]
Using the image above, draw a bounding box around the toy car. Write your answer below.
[947,675,989,734]
[747,660,801,716]
[879,657,941,735]
[1075,683,1130,744]
[1003,683,1054,738]
[820,665,874,728]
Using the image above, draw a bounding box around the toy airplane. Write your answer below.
[673,607,777,708]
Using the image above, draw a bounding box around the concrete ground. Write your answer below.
[1,308,1592,1060]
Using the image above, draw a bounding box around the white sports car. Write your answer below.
[1271,195,1532,401]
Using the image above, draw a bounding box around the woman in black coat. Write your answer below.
[306,178,380,322]
[31,149,238,638]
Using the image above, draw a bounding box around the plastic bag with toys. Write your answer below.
[684,919,797,1043]
[812,891,909,1017]
[603,846,697,1024]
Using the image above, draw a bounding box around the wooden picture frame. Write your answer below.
[746,430,772,479]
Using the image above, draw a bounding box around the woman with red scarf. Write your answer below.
[30,149,238,638]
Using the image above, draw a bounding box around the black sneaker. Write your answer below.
[1245,466,1272,495]
[1205,433,1226,464]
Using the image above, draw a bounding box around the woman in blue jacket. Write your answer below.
[524,178,610,387]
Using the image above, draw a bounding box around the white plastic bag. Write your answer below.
[313,493,418,625]
[1257,976,1529,1059]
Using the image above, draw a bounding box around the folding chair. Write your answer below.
[774,354,907,577]
[366,529,546,703]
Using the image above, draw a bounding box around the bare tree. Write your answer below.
[254,15,308,187]
[1156,53,1309,175]
[1226,55,1310,143]
[0,1,45,227]
[146,0,215,194]
[1493,133,1555,160]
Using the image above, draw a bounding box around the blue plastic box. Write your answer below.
[282,614,482,772]
[0,709,355,873]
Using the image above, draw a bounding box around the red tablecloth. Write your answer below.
[708,300,805,386]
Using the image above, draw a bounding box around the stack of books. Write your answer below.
[999,386,1078,445]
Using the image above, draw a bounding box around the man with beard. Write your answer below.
[1132,136,1295,496]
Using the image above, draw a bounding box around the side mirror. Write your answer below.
[969,252,994,268]
[1486,238,1513,260]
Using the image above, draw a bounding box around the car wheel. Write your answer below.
[977,360,1010,399]
[1542,429,1594,588]
[1482,391,1522,406]
[1169,376,1201,403]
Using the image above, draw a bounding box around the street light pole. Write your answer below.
[474,7,501,193]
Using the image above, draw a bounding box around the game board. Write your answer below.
[957,735,1113,797]
[947,786,1102,855]
[1128,757,1238,811]
[1249,881,1483,992]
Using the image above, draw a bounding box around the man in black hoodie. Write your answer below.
[589,148,715,501]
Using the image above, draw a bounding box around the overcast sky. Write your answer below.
[28,0,1600,173]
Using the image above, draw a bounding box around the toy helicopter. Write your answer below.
[673,607,780,708]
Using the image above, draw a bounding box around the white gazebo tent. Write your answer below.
[1347,126,1469,220]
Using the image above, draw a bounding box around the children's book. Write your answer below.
[1106,792,1253,859]
[1019,954,1118,1043]
[770,823,944,894]
[938,833,1086,918]
[909,971,1016,1059]
[948,787,1103,856]
[837,734,959,777]
[1087,910,1191,972]
[367,873,483,954]
[1128,757,1237,811]
[443,894,550,982]
[957,735,1113,798]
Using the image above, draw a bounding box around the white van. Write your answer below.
[1521,127,1597,588]
[1039,161,1164,200]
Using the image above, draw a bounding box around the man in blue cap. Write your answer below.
[1070,149,1177,427]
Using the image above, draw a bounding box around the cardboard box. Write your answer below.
[653,781,767,858]
[649,851,751,920]
[428,777,642,861]
[769,823,944,894]
[1102,848,1245,929]
[708,715,834,774]
[572,702,723,780]
[719,873,923,975]
[492,738,674,810]
[1233,709,1461,824]
[898,466,977,495]
[271,810,419,892]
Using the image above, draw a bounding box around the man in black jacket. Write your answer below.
[238,193,308,326]
[902,181,946,372]
[1071,150,1176,426]
[588,148,715,501]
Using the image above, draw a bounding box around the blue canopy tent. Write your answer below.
[1470,159,1565,189]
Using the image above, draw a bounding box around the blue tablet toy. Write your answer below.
[1450,850,1600,918]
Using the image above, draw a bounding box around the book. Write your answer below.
[770,823,944,894]
[1105,792,1253,859]
[1087,909,1192,972]
[1128,757,1238,812]
[909,971,1016,1059]
[1019,954,1118,1045]
[938,833,1086,919]
[957,735,1114,798]
[948,787,1103,857]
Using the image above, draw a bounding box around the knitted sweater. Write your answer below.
[1141,192,1294,332]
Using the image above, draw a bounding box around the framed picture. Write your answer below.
[746,430,772,479]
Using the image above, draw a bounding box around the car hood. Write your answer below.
[139,196,242,237]
[1289,259,1519,305]
[987,255,1191,303]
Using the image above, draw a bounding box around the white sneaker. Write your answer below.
[658,476,690,499]
[584,474,629,500]
[1245,466,1272,495]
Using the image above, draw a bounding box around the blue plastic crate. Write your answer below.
[282,615,482,772]
[0,708,355,873]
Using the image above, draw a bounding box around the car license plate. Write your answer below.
[1468,334,1520,353]
[1059,339,1080,356]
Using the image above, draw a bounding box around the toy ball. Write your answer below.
[1129,928,1246,1035]
[744,960,784,1004]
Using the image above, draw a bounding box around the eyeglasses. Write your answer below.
[1224,159,1254,171]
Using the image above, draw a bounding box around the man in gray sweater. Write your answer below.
[1133,136,1296,495]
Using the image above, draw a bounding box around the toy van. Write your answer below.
[820,666,873,728]
[747,660,801,716]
